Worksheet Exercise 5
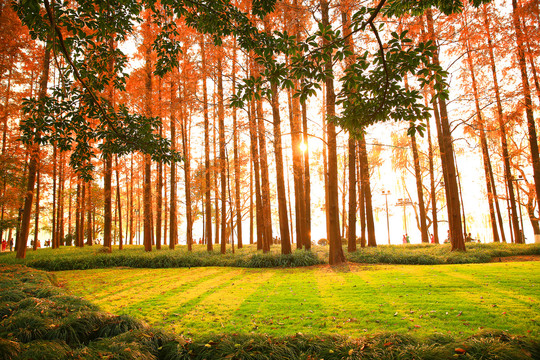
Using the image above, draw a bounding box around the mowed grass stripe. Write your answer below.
[124,268,245,326]
[58,268,157,299]
[234,268,325,335]
[178,270,274,335]
[57,267,225,313]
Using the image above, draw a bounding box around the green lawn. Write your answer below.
[57,261,540,339]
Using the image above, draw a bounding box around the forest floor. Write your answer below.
[56,262,540,340]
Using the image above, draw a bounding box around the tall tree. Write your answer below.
[511,0,540,239]
[321,0,345,265]
[426,9,465,251]
[16,43,50,259]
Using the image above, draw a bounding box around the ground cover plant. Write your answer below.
[56,262,540,339]
[1,243,539,271]
[1,264,539,359]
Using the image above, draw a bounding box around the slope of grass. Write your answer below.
[1,242,539,270]
[57,262,540,339]
[1,264,539,359]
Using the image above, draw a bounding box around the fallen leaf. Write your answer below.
[455,348,466,354]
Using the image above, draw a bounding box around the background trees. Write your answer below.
[2,0,539,263]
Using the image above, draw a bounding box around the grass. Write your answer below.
[1,264,539,359]
[56,262,540,339]
[1,242,539,270]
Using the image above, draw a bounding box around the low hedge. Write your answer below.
[346,243,540,265]
[1,264,539,359]
[1,243,539,271]
[0,247,324,271]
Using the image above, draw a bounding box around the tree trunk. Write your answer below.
[358,135,376,247]
[482,4,513,243]
[511,0,540,236]
[129,154,134,245]
[33,165,40,250]
[232,40,243,249]
[426,9,465,251]
[256,97,272,252]
[302,101,311,249]
[271,80,292,254]
[86,182,92,246]
[143,14,153,252]
[181,82,193,251]
[116,156,123,249]
[410,132,429,243]
[249,97,264,250]
[17,45,50,259]
[218,55,227,254]
[347,136,357,252]
[200,37,212,251]
[462,12,501,243]
[321,0,345,265]
[169,79,177,249]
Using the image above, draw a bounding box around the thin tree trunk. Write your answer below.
[256,97,272,252]
[86,182,92,246]
[33,165,40,250]
[357,146,366,247]
[232,40,243,249]
[424,94,439,244]
[181,83,193,251]
[130,154,134,245]
[301,101,311,248]
[201,37,212,251]
[218,55,227,254]
[169,79,177,249]
[116,156,123,249]
[348,136,356,252]
[411,132,429,243]
[143,15,153,252]
[249,97,263,250]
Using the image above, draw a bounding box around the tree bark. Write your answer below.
[218,55,227,254]
[511,0,540,239]
[271,80,292,254]
[17,45,50,259]
[426,9,465,251]
[410,132,429,243]
[200,36,212,251]
[358,135,376,247]
[321,0,345,265]
[482,4,513,243]
[232,39,243,249]
[169,79,178,249]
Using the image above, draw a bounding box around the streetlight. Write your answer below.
[396,198,413,235]
[382,190,391,245]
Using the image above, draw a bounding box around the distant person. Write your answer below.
[1,239,6,252]
[466,233,473,242]
[430,234,435,244]
[444,230,450,244]
[406,234,410,244]
[9,238,13,251]
[402,234,407,244]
